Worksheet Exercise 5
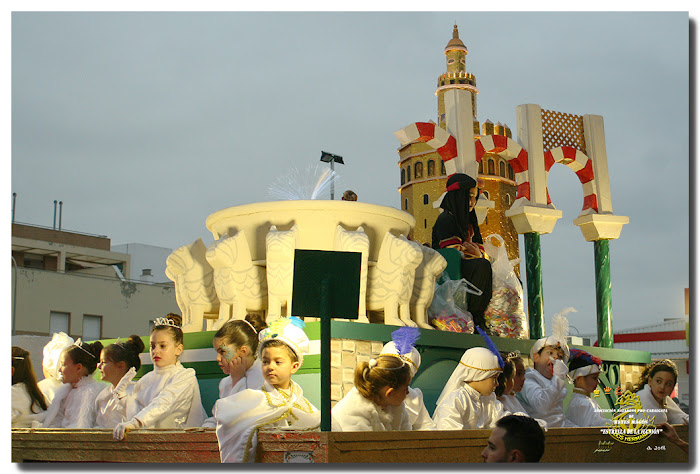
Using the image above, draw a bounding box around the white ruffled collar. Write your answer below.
[71,375,99,389]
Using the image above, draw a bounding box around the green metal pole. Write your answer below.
[320,278,331,431]
[594,239,614,348]
[524,232,545,339]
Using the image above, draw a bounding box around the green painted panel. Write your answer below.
[436,248,463,281]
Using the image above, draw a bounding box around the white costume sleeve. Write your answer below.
[404,387,436,430]
[665,397,689,425]
[331,387,410,432]
[94,368,137,428]
[41,383,71,428]
[520,372,566,414]
[129,367,200,428]
[37,377,63,406]
[214,381,319,463]
[565,393,609,427]
[11,384,46,428]
[433,388,470,430]
[58,378,107,428]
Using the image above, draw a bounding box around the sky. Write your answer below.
[9,10,690,338]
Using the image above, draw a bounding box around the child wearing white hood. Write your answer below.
[433,328,508,430]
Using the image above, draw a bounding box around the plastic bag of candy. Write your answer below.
[427,275,479,333]
[482,234,529,339]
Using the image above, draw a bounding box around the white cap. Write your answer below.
[380,341,421,377]
[435,347,503,408]
[258,317,310,365]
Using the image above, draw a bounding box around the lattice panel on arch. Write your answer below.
[541,108,586,154]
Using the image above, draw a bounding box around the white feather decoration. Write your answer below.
[551,307,576,343]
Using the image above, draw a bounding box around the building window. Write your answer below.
[424,219,427,229]
[441,161,446,175]
[24,253,45,270]
[415,162,423,179]
[427,160,435,176]
[50,311,70,335]
[401,168,406,185]
[479,160,483,174]
[404,198,409,210]
[482,191,489,200]
[499,160,506,178]
[407,165,411,182]
[447,59,455,64]
[423,194,429,205]
[488,159,495,175]
[508,164,515,181]
[505,194,512,206]
[82,315,102,341]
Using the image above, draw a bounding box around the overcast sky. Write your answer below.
[10,11,690,337]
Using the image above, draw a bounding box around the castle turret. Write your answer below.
[396,26,520,274]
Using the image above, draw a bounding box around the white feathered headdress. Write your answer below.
[530,307,576,362]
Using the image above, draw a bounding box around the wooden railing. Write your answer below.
[12,425,688,463]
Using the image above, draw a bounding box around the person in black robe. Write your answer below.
[431,173,492,330]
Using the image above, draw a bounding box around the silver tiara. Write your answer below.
[242,319,257,333]
[114,337,126,348]
[73,338,97,359]
[153,317,180,328]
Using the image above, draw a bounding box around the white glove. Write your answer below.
[113,420,137,441]
[552,359,568,377]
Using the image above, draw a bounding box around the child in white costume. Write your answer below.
[113,315,206,440]
[202,314,267,428]
[93,335,144,428]
[432,344,508,430]
[631,359,688,425]
[214,317,320,463]
[565,349,609,427]
[497,354,530,416]
[12,347,47,428]
[332,327,419,432]
[516,308,578,428]
[42,339,108,428]
[378,328,435,430]
[37,332,74,405]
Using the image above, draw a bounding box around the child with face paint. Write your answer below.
[202,314,267,428]
[632,359,688,425]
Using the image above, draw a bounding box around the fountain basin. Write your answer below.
[205,200,416,262]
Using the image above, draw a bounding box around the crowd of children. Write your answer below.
[11,308,689,462]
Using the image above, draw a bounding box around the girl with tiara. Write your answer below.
[202,314,268,428]
[37,332,74,405]
[93,335,145,428]
[496,352,530,417]
[632,359,688,425]
[41,339,108,428]
[432,328,508,430]
[113,314,206,440]
[377,327,435,430]
[431,173,492,329]
[12,346,47,428]
[331,327,415,432]
[565,349,609,427]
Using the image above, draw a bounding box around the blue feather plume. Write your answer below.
[391,327,420,355]
[476,327,504,368]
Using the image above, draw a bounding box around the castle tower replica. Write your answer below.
[396,25,520,271]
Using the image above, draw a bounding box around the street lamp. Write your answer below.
[320,151,344,200]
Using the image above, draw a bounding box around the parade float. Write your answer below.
[12,25,685,464]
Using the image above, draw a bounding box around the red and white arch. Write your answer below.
[544,146,598,213]
[394,122,458,176]
[474,135,530,201]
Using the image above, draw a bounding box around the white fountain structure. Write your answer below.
[165,167,447,333]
